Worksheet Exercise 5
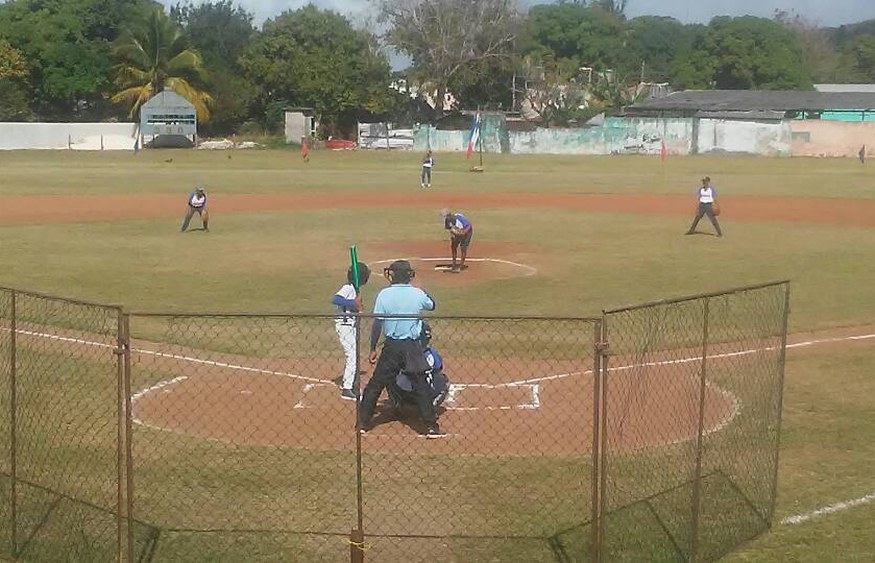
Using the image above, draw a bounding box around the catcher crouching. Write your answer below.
[385,321,450,415]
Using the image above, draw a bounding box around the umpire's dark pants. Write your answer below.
[359,338,437,426]
[688,202,722,235]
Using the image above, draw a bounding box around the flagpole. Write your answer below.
[479,117,484,168]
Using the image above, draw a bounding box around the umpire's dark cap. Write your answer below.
[388,260,413,273]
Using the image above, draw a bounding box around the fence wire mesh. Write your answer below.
[127,314,359,562]
[0,288,122,561]
[0,281,788,562]
[356,316,598,562]
[599,282,789,562]
[0,289,11,556]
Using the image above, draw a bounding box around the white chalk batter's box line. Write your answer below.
[293,381,540,411]
[9,327,875,527]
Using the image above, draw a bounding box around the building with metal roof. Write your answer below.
[139,88,198,147]
[628,90,875,121]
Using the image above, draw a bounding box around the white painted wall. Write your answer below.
[0,123,138,150]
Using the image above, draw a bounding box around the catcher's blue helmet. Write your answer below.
[419,320,432,346]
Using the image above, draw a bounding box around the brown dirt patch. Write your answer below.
[4,191,875,227]
[364,240,538,287]
[371,239,539,257]
[130,347,736,455]
[18,319,875,458]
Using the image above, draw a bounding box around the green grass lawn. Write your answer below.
[0,150,874,561]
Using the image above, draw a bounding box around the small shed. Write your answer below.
[284,107,316,144]
[139,88,198,148]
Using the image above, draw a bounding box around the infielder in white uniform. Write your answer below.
[181,186,209,232]
[331,262,370,400]
[685,176,723,237]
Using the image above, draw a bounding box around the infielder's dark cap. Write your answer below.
[702,176,711,182]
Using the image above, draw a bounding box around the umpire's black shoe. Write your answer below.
[425,424,446,439]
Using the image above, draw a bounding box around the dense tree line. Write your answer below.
[0,0,873,136]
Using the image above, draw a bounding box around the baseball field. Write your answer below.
[0,148,874,561]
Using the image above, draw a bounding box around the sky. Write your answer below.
[160,0,875,28]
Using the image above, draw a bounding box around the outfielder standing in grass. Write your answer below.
[420,150,435,188]
[358,260,444,438]
[332,262,370,400]
[685,176,723,237]
[442,209,473,272]
[180,186,209,232]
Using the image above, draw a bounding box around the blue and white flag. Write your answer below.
[465,113,481,158]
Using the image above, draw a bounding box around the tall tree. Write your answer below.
[674,16,811,90]
[172,1,257,134]
[622,16,696,83]
[774,10,841,83]
[593,0,627,19]
[527,3,624,74]
[0,0,158,120]
[840,35,875,82]
[0,39,31,119]
[239,6,393,135]
[111,8,212,120]
[376,0,520,115]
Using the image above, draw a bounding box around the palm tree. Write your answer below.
[111,9,212,120]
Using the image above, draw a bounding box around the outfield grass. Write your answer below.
[1,149,874,199]
[0,150,874,561]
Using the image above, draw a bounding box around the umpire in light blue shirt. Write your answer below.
[359,260,445,438]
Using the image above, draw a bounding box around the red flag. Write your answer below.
[660,141,667,161]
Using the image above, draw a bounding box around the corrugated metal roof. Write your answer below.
[141,88,195,110]
[630,90,875,112]
[695,110,786,121]
[814,84,875,93]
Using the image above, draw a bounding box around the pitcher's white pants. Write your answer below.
[335,323,357,389]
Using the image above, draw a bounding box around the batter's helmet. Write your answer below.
[347,262,370,286]
[384,259,415,284]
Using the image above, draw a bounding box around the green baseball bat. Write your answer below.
[349,245,360,291]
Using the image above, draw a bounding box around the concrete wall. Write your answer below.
[789,120,875,157]
[413,116,822,157]
[0,123,138,150]
[697,120,790,156]
[415,117,694,156]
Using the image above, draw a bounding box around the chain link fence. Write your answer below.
[596,281,789,561]
[0,281,789,562]
[0,287,124,561]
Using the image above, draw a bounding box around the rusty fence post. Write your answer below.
[123,314,135,562]
[116,312,134,562]
[9,290,17,558]
[116,311,124,562]
[594,314,611,562]
[590,319,606,563]
[351,313,365,562]
[768,283,791,526]
[689,297,710,563]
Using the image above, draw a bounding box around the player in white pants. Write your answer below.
[331,262,370,400]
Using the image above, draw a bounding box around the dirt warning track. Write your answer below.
[2,191,875,227]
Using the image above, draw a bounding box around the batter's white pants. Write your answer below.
[335,323,357,389]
